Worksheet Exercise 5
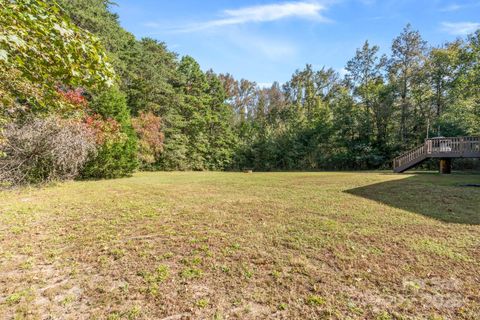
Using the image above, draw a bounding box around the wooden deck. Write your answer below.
[393,136,480,173]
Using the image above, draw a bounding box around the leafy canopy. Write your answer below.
[0,0,115,110]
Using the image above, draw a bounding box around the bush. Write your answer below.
[0,117,96,186]
[132,112,164,166]
[81,87,138,178]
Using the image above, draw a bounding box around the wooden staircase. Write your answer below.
[393,136,480,173]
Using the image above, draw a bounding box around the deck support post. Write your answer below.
[439,158,452,174]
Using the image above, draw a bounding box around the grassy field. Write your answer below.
[0,172,479,319]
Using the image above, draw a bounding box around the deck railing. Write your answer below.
[393,136,480,170]
[426,136,480,155]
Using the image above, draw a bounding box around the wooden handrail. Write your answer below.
[426,136,480,155]
[394,144,426,168]
[394,143,425,162]
[393,136,480,170]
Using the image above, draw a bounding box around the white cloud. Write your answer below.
[440,2,480,12]
[228,32,298,61]
[441,21,480,35]
[256,41,297,60]
[258,82,274,88]
[358,0,376,5]
[338,68,348,77]
[440,3,463,12]
[160,1,331,33]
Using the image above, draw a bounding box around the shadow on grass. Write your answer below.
[345,173,480,225]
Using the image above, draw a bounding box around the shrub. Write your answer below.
[57,88,88,108]
[81,87,138,179]
[0,117,96,186]
[132,112,164,166]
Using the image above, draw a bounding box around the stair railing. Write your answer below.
[393,144,426,169]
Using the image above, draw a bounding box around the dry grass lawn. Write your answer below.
[0,172,479,319]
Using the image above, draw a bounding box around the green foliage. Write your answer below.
[0,0,114,112]
[56,0,138,86]
[81,87,137,178]
[152,56,237,171]
[127,38,178,115]
[59,1,239,171]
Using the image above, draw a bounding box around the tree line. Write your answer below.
[1,0,479,185]
[224,27,480,170]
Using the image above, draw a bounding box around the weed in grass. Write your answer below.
[119,282,129,293]
[47,249,59,260]
[368,246,384,255]
[196,298,209,308]
[98,255,109,267]
[376,311,393,320]
[145,283,159,296]
[404,280,421,293]
[20,259,33,270]
[107,312,121,320]
[6,292,25,305]
[142,210,159,218]
[213,310,223,320]
[220,265,230,273]
[61,295,76,306]
[180,267,203,279]
[110,248,126,260]
[189,237,200,244]
[220,242,242,256]
[347,302,363,315]
[232,298,242,307]
[140,265,170,295]
[195,244,213,257]
[10,225,25,235]
[1,251,13,260]
[69,263,79,277]
[139,250,149,258]
[191,256,202,265]
[160,252,174,260]
[243,268,253,279]
[306,295,326,306]
[6,289,34,310]
[126,306,141,319]
[241,263,254,279]
[20,245,33,255]
[181,256,202,266]
[278,303,288,310]
[155,265,170,281]
[271,270,281,280]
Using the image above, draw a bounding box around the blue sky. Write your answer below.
[112,0,480,85]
